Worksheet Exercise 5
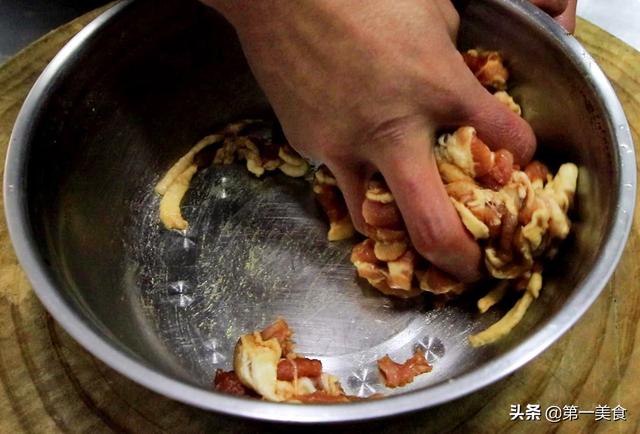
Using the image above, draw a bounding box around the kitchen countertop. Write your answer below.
[0,0,639,65]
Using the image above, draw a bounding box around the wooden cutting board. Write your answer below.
[0,7,638,433]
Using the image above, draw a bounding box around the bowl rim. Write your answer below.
[3,0,636,423]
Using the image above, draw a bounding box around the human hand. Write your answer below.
[203,0,536,282]
[529,0,578,33]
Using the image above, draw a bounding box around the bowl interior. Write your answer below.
[17,0,622,412]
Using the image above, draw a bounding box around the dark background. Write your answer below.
[0,0,108,63]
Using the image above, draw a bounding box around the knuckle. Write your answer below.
[364,115,424,153]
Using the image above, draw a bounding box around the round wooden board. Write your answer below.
[0,8,638,433]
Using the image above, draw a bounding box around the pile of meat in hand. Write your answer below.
[348,126,577,345]
[318,50,578,345]
[155,49,578,347]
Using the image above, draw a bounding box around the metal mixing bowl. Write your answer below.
[4,0,636,423]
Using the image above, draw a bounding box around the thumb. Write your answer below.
[370,119,482,282]
[463,85,537,166]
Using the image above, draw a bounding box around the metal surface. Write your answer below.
[4,0,636,423]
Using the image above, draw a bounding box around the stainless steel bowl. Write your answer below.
[4,0,636,423]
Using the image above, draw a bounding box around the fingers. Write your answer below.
[370,119,483,282]
[431,53,536,165]
[462,84,537,165]
[528,0,570,17]
[554,0,577,33]
[529,0,576,33]
[328,161,374,234]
